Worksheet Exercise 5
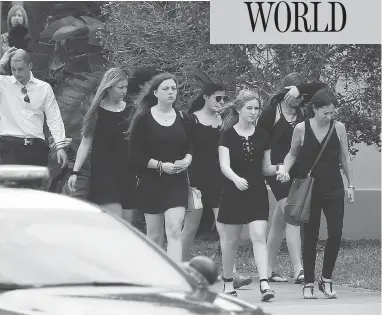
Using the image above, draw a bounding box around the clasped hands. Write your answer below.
[161,157,191,175]
[276,165,290,183]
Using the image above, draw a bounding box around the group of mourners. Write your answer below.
[67,65,354,302]
[0,4,355,303]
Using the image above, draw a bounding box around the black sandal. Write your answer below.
[295,270,304,284]
[260,279,275,302]
[318,276,337,299]
[223,277,238,297]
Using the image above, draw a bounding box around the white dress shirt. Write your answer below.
[0,72,66,148]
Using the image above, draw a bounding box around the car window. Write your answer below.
[0,209,192,291]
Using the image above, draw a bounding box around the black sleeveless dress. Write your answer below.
[88,106,137,208]
[297,120,344,198]
[188,114,223,208]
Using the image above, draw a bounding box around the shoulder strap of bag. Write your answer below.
[307,120,336,177]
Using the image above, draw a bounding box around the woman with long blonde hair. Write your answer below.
[68,68,136,219]
[218,89,281,301]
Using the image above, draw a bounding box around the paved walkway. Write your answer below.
[211,275,381,315]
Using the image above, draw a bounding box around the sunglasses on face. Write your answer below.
[215,96,228,103]
[21,87,30,103]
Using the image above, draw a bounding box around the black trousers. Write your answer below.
[303,192,344,283]
[0,138,49,187]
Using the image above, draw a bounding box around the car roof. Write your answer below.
[0,188,101,212]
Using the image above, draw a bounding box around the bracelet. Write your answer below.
[69,170,81,176]
[156,161,163,176]
[348,185,355,190]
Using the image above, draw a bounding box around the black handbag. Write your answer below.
[284,121,335,226]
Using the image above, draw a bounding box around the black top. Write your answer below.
[92,106,131,170]
[128,109,193,172]
[298,120,344,196]
[188,114,222,188]
[257,82,327,166]
[219,127,271,186]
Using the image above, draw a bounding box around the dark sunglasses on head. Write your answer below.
[21,87,30,103]
[215,95,228,103]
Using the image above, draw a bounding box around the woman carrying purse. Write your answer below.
[282,87,355,299]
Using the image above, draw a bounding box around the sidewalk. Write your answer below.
[211,275,381,315]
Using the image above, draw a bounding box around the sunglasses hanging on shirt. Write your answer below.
[21,87,30,103]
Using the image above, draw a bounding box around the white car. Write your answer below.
[0,165,268,315]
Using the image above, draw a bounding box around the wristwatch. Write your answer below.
[348,185,355,190]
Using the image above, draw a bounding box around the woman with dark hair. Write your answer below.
[218,89,283,301]
[127,73,192,262]
[257,73,327,283]
[68,68,133,218]
[181,69,252,290]
[282,87,354,299]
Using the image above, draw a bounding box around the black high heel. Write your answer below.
[318,276,337,299]
[223,277,238,297]
[259,279,275,301]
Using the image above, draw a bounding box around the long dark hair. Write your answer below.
[126,72,178,138]
[266,72,307,109]
[185,68,226,113]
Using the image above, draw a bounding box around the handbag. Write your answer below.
[284,121,335,226]
[188,186,203,211]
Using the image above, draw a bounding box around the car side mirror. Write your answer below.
[183,256,219,286]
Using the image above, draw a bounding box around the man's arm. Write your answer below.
[44,84,66,149]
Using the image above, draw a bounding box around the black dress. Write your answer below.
[257,82,327,201]
[188,114,223,209]
[128,109,192,214]
[88,106,137,209]
[218,127,271,224]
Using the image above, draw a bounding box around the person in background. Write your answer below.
[181,68,252,290]
[282,87,355,299]
[1,4,29,58]
[68,68,134,219]
[257,72,327,284]
[218,89,282,301]
[127,73,192,262]
[0,48,68,187]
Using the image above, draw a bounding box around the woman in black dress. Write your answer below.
[68,68,135,218]
[257,73,327,283]
[218,90,283,301]
[282,87,355,299]
[127,73,192,262]
[181,69,252,289]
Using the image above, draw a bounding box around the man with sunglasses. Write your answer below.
[0,47,67,186]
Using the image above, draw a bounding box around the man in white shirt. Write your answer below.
[0,47,68,185]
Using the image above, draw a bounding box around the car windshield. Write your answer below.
[0,208,192,291]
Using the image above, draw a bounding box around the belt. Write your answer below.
[0,136,46,146]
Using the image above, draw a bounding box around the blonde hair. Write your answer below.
[82,68,127,137]
[7,5,28,30]
[220,89,260,130]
